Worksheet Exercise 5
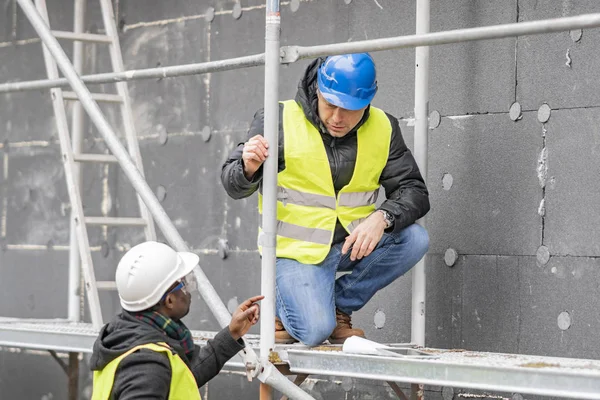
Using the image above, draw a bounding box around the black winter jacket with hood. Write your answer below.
[221,57,430,244]
[90,312,243,399]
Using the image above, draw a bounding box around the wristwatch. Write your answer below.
[379,210,395,229]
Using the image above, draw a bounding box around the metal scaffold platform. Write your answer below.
[1,317,600,399]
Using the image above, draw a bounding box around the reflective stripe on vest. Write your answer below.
[273,186,378,209]
[258,100,391,264]
[338,189,379,208]
[260,219,332,245]
[277,186,337,209]
[91,342,201,400]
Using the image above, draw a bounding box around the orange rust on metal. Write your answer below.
[520,362,561,368]
[411,383,424,400]
[312,345,343,352]
[260,382,273,400]
[387,381,410,400]
[422,348,466,354]
[276,363,293,375]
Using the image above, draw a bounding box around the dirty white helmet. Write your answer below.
[115,241,199,312]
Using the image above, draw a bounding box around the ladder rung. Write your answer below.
[96,281,117,290]
[85,217,147,227]
[63,91,123,103]
[51,30,113,43]
[73,153,119,163]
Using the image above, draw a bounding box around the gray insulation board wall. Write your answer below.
[1,0,599,399]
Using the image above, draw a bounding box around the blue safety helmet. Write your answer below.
[317,53,378,111]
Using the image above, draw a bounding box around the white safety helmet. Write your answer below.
[115,241,199,312]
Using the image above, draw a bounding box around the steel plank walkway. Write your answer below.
[1,318,599,399]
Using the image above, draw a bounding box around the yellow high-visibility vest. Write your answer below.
[92,342,201,400]
[259,100,391,264]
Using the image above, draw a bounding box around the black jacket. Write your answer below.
[90,312,244,399]
[221,57,430,244]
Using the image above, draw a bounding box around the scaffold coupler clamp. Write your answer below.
[243,346,261,381]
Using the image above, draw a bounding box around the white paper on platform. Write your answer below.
[342,336,401,357]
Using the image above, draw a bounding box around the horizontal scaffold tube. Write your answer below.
[2,14,600,93]
[0,14,600,93]
[0,53,265,93]
[281,13,600,61]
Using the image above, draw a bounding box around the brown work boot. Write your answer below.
[329,309,365,344]
[275,317,298,344]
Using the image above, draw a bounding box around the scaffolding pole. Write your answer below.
[259,0,281,399]
[67,0,86,324]
[3,13,600,94]
[67,0,86,396]
[0,54,265,93]
[280,13,600,62]
[411,0,429,349]
[68,352,79,400]
[410,1,429,398]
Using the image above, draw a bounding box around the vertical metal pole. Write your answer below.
[411,0,429,350]
[260,0,281,398]
[11,0,18,41]
[411,0,429,398]
[67,0,86,323]
[67,352,79,400]
[260,381,274,400]
[67,190,81,321]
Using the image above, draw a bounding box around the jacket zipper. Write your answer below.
[329,137,339,187]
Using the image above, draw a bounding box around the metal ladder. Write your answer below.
[35,0,156,329]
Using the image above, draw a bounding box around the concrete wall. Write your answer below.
[1,0,599,398]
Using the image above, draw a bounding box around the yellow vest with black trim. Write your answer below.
[91,342,201,400]
[258,100,391,264]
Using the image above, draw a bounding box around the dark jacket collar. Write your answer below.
[89,311,188,371]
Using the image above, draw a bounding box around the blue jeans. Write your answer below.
[275,223,429,346]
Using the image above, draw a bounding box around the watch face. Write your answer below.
[379,210,392,227]
[384,212,393,227]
